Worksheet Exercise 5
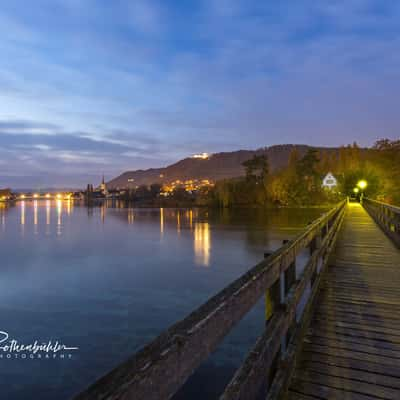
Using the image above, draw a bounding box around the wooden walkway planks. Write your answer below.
[287,203,400,400]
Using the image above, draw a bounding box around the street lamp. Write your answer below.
[357,180,367,203]
[357,180,367,190]
[353,187,359,194]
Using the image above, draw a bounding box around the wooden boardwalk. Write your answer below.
[287,203,400,400]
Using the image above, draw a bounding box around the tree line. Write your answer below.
[207,139,400,207]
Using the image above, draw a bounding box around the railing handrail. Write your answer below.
[364,197,400,214]
[363,197,400,248]
[73,200,347,400]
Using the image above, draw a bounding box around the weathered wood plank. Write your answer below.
[310,319,400,338]
[302,343,400,367]
[303,335,400,359]
[287,202,400,399]
[309,325,400,345]
[299,360,400,390]
[289,379,379,399]
[286,392,319,400]
[312,311,400,329]
[305,331,400,351]
[300,352,400,378]
[294,369,400,400]
[315,303,400,322]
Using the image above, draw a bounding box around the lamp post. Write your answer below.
[352,187,360,203]
[357,180,367,203]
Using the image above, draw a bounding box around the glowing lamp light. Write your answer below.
[33,193,39,198]
[45,193,51,198]
[357,180,367,190]
[20,194,26,199]
[192,152,210,160]
[56,193,62,199]
[353,187,359,194]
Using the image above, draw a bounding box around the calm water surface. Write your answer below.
[0,200,328,399]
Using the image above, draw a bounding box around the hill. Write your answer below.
[107,144,333,189]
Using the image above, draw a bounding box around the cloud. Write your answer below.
[1,1,400,187]
[0,119,60,134]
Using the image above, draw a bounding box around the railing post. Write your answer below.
[264,247,289,356]
[282,239,296,351]
[283,239,296,293]
[323,220,329,238]
[313,229,323,285]
[264,252,280,324]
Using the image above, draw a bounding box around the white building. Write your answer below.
[322,172,338,189]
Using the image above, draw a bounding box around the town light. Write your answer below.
[33,193,39,198]
[20,194,26,199]
[357,180,367,190]
[45,193,51,198]
[56,193,62,199]
[353,187,359,193]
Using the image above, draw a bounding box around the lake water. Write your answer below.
[0,200,328,399]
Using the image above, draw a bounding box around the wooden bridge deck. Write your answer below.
[287,203,400,400]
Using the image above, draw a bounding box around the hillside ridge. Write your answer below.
[107,144,336,189]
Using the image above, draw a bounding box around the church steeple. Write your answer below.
[100,174,107,194]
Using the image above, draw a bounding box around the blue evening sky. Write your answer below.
[0,0,399,187]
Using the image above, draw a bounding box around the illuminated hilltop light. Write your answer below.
[192,152,210,160]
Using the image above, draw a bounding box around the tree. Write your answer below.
[296,149,320,192]
[372,139,400,203]
[339,169,381,199]
[241,154,270,205]
[209,141,399,207]
[150,183,162,198]
[242,155,269,183]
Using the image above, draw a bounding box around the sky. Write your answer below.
[0,0,399,188]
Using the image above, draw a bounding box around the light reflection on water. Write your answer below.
[194,222,211,267]
[0,200,328,400]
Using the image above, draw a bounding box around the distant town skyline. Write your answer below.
[1,1,399,187]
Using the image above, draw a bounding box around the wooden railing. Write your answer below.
[73,200,346,400]
[363,198,400,248]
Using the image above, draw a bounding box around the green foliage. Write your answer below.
[371,139,400,204]
[208,139,400,207]
[242,154,269,183]
[339,169,381,198]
